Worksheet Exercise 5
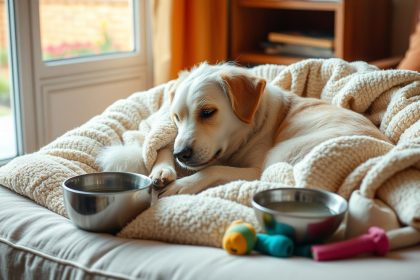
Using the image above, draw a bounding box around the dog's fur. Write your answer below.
[98,63,389,197]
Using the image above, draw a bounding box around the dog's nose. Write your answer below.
[174,146,193,162]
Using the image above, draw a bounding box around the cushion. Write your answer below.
[1,185,420,279]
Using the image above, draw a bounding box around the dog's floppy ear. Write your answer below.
[221,73,266,124]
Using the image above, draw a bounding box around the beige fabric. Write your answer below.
[2,186,420,280]
[0,59,419,249]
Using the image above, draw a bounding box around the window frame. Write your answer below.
[0,0,22,165]
[30,0,145,78]
[8,0,152,156]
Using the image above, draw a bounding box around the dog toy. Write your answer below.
[223,221,389,260]
[311,227,389,261]
[293,244,313,258]
[223,220,257,255]
[223,220,294,257]
[255,233,294,258]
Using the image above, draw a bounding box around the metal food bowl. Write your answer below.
[252,188,348,244]
[62,172,152,233]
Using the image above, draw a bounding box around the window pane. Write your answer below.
[39,0,135,61]
[0,0,18,160]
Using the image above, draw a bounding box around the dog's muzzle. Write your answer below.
[174,146,193,163]
[174,147,222,170]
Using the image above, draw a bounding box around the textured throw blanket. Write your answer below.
[1,59,419,249]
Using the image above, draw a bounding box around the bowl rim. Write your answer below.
[252,187,348,219]
[62,172,152,195]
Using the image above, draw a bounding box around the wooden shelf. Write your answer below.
[230,0,391,66]
[239,0,340,11]
[234,52,303,65]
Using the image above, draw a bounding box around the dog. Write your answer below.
[99,62,389,197]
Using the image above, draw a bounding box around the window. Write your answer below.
[0,0,149,154]
[0,0,19,162]
[39,0,135,62]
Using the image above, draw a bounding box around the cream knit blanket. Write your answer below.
[0,59,419,248]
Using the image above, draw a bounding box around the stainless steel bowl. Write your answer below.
[62,172,152,233]
[252,188,347,244]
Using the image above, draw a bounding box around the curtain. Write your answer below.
[152,0,228,85]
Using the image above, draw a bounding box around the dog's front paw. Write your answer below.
[158,182,183,197]
[149,165,177,188]
[158,174,204,197]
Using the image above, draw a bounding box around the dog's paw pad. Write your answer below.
[152,178,167,188]
[150,166,177,188]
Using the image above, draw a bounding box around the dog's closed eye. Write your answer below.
[199,108,217,120]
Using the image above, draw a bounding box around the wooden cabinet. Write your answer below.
[230,0,391,65]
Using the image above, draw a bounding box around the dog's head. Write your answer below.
[170,63,266,170]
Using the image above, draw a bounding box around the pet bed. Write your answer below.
[1,59,419,255]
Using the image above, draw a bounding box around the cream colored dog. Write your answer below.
[99,62,389,197]
[160,62,389,196]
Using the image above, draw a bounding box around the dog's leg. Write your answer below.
[149,146,177,188]
[159,166,260,197]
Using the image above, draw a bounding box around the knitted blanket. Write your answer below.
[0,59,419,248]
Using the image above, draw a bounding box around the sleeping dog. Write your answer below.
[98,62,389,196]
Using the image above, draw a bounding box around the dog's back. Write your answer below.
[264,94,390,167]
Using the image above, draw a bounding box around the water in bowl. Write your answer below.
[77,186,134,193]
[266,201,334,217]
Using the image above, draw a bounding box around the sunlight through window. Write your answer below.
[39,0,135,61]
